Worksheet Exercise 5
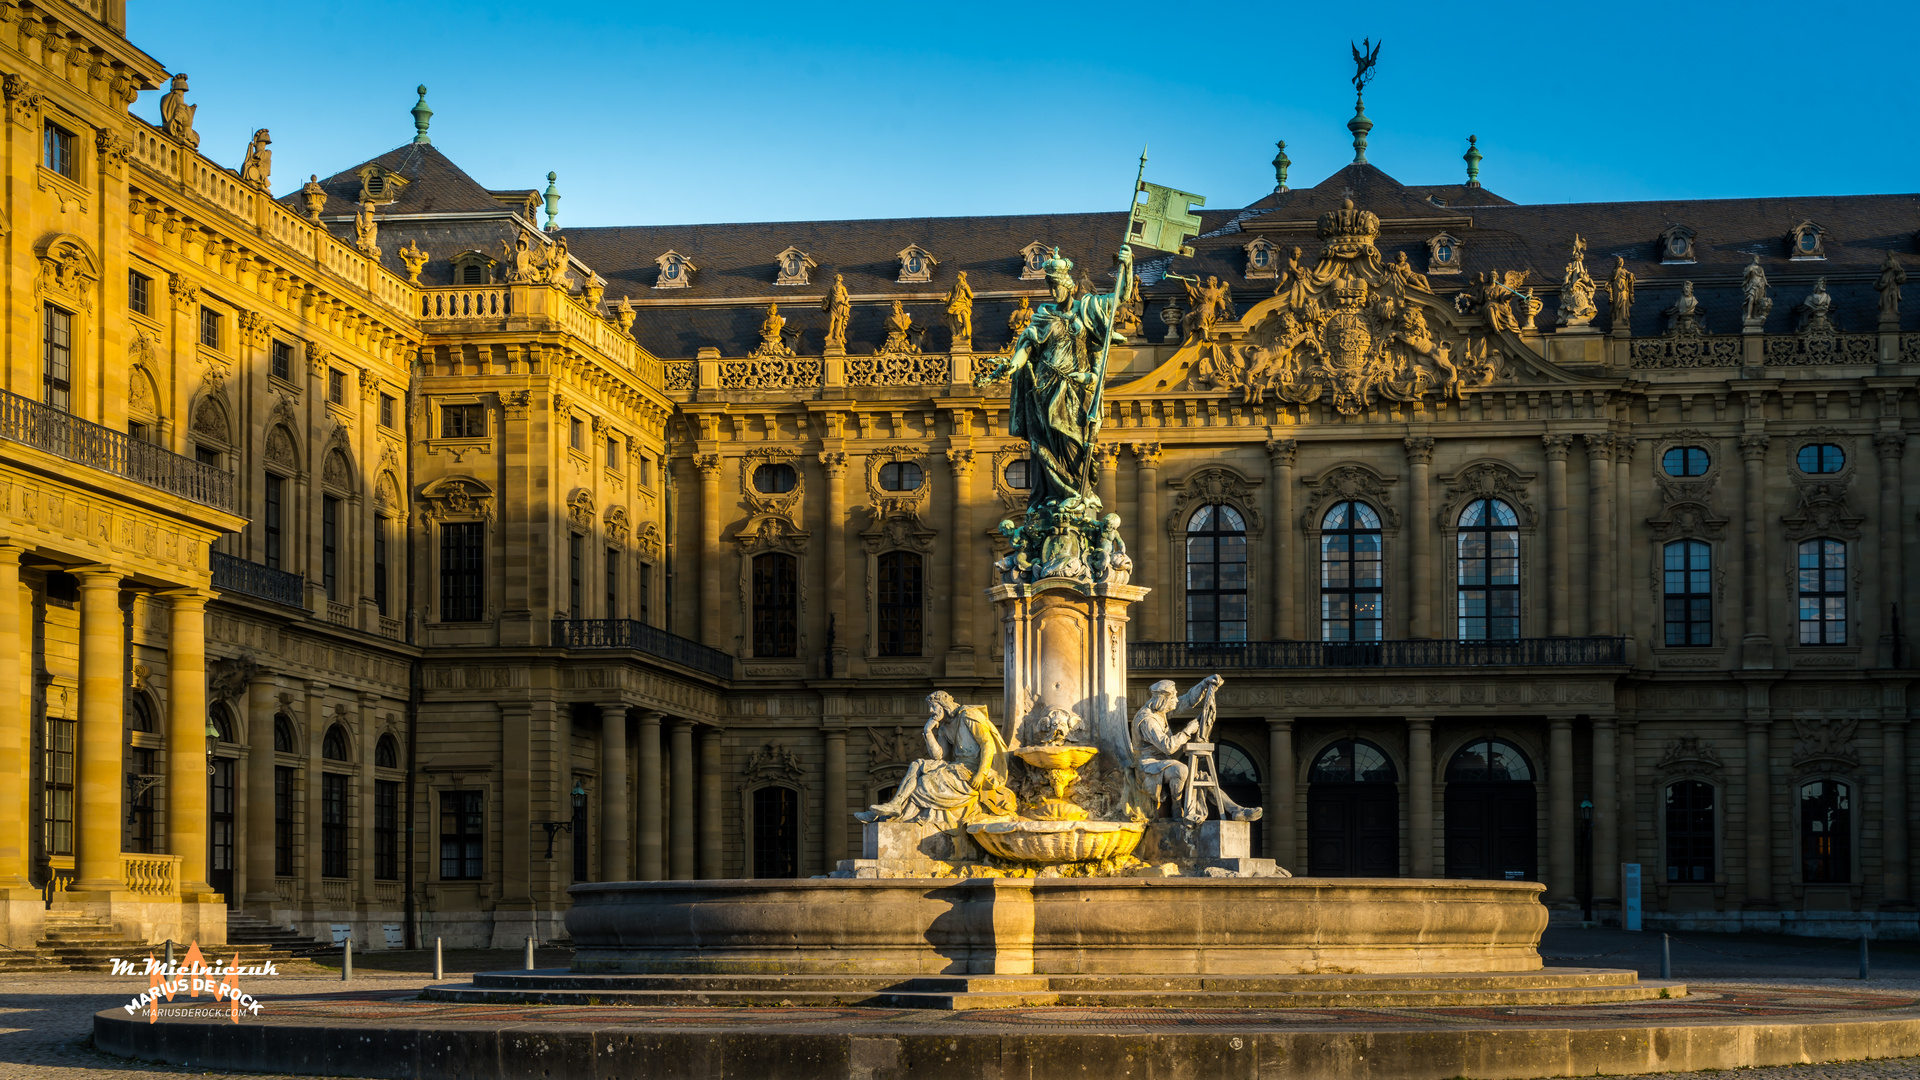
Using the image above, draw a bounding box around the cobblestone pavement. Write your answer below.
[4,936,1918,1078]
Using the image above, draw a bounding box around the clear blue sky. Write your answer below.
[127,1,1919,228]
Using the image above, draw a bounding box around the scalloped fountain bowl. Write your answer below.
[968,819,1147,864]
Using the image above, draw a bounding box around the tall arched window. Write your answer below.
[322,724,351,761]
[125,697,159,854]
[1456,498,1519,640]
[1800,779,1850,883]
[375,734,399,769]
[876,551,923,656]
[1663,540,1712,646]
[751,553,798,657]
[752,786,800,878]
[1320,501,1382,642]
[1665,780,1714,883]
[1444,738,1537,882]
[1307,739,1399,877]
[1796,539,1846,644]
[1185,504,1248,642]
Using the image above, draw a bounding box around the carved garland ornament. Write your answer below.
[1165,465,1264,536]
[1437,460,1538,529]
[36,235,98,311]
[419,476,494,521]
[1299,463,1400,533]
[740,741,804,789]
[1791,717,1859,772]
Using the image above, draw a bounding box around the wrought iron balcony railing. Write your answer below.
[1129,637,1628,670]
[0,389,234,511]
[552,619,734,679]
[211,550,306,608]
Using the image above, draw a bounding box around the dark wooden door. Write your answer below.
[1444,782,1538,881]
[208,758,236,905]
[1307,783,1400,876]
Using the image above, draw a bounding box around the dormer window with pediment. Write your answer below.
[1661,224,1697,264]
[773,246,816,286]
[1243,236,1280,279]
[450,249,495,286]
[1426,232,1464,275]
[356,164,408,206]
[1789,220,1826,261]
[896,244,937,284]
[654,250,696,289]
[1018,241,1050,281]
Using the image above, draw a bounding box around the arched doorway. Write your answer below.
[1306,739,1399,876]
[1216,742,1263,857]
[1444,738,1538,881]
[208,705,238,905]
[751,786,800,878]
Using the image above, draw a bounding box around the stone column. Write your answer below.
[669,720,695,880]
[1408,717,1434,877]
[1541,436,1572,637]
[823,727,848,871]
[355,692,379,911]
[1614,440,1637,641]
[1744,717,1773,905]
[1131,443,1165,638]
[1265,719,1295,867]
[1095,443,1118,518]
[71,568,125,894]
[1875,434,1906,658]
[820,452,849,676]
[1592,716,1619,902]
[1585,435,1614,637]
[1266,440,1297,640]
[636,711,664,880]
[163,590,215,896]
[1547,717,1575,903]
[0,545,29,890]
[244,676,279,905]
[946,449,976,670]
[695,454,725,649]
[699,727,722,879]
[1883,716,1911,906]
[303,681,329,906]
[1739,435,1772,666]
[599,704,629,883]
[1405,438,1435,638]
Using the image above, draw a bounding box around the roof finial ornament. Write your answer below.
[411,85,433,145]
[1272,140,1291,192]
[1463,135,1482,188]
[543,171,561,232]
[1347,38,1380,165]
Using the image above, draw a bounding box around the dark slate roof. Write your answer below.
[281,143,515,218]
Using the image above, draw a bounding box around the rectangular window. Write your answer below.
[640,456,651,488]
[263,474,284,570]
[43,717,75,857]
[607,436,620,470]
[270,340,293,381]
[321,772,348,878]
[374,780,399,880]
[373,514,390,616]
[1663,540,1713,647]
[439,790,483,880]
[441,403,485,439]
[606,548,619,619]
[327,368,346,406]
[876,551,923,656]
[129,270,151,316]
[321,496,340,601]
[570,416,585,450]
[639,563,652,626]
[751,553,798,657]
[379,393,396,429]
[439,522,485,621]
[569,534,584,616]
[1664,780,1715,883]
[42,303,71,411]
[127,747,157,853]
[273,766,295,876]
[199,307,221,350]
[195,446,222,469]
[42,120,73,177]
[127,420,149,443]
[1797,539,1847,645]
[1801,780,1851,884]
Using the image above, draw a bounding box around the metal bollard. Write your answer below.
[164,940,175,967]
[525,936,535,971]
[1660,933,1671,980]
[1860,935,1870,981]
[433,937,443,982]
[342,938,352,982]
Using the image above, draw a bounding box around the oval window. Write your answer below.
[752,463,797,494]
[878,461,923,491]
[1004,458,1031,491]
[1671,236,1689,256]
[1799,232,1818,252]
[1662,446,1710,477]
[1796,444,1845,474]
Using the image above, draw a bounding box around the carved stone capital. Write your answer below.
[1403,436,1436,465]
[1265,437,1298,466]
[1613,436,1637,463]
[1874,431,1906,460]
[945,448,975,475]
[1583,432,1613,461]
[818,450,848,478]
[1130,441,1164,467]
[1540,434,1573,461]
[1740,434,1771,460]
[694,452,723,478]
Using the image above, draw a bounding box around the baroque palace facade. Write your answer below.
[3,2,1918,949]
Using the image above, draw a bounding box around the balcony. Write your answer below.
[0,389,233,511]
[211,550,306,608]
[552,619,734,679]
[1129,637,1629,671]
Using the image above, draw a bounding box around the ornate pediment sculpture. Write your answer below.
[1656,736,1722,775]
[1792,718,1858,770]
[420,476,494,521]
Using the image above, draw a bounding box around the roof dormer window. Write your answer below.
[1427,232,1464,275]
[654,250,696,289]
[773,246,816,286]
[896,244,937,284]
[1660,224,1697,264]
[1789,220,1826,261]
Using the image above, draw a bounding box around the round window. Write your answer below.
[1797,444,1845,474]
[1004,459,1031,491]
[752,463,797,494]
[1661,446,1711,477]
[1670,236,1689,256]
[1800,232,1818,252]
[878,461,923,491]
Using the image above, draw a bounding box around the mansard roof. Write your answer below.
[282,143,519,218]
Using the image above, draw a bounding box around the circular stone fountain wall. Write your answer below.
[565,876,1549,976]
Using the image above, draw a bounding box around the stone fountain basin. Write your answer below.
[968,819,1145,864]
[1010,744,1100,770]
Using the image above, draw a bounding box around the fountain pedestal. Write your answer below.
[989,577,1149,766]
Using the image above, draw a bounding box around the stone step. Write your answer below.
[471,967,1646,995]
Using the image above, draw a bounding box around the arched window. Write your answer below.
[1665,780,1714,883]
[462,263,485,285]
[322,724,351,762]
[1320,501,1382,642]
[208,704,235,743]
[751,463,796,494]
[752,786,800,878]
[273,716,297,753]
[1796,539,1846,645]
[1004,458,1031,491]
[1663,540,1713,646]
[375,734,399,769]
[1185,504,1248,643]
[127,696,157,733]
[1309,739,1398,783]
[1307,739,1398,876]
[876,551,923,657]
[1800,779,1851,883]
[1456,498,1519,640]
[125,697,159,854]
[751,553,798,657]
[878,461,923,491]
[1445,739,1533,782]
